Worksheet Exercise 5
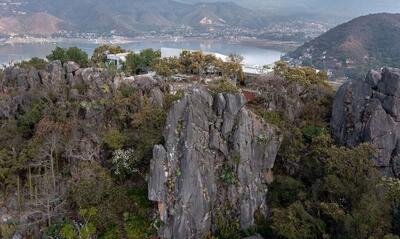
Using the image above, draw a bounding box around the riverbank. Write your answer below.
[0,36,298,52]
[0,36,290,67]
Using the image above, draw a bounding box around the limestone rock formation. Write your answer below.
[0,61,165,121]
[331,67,400,176]
[148,87,282,239]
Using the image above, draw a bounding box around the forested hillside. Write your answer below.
[288,13,400,79]
[0,47,400,239]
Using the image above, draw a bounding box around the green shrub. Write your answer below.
[124,213,153,239]
[215,211,241,239]
[119,84,137,98]
[301,125,326,142]
[128,187,153,210]
[47,46,89,67]
[271,202,326,239]
[43,222,64,239]
[79,208,98,239]
[103,128,125,150]
[0,223,16,239]
[16,57,47,70]
[131,103,166,162]
[17,101,45,137]
[384,234,400,239]
[123,49,161,76]
[47,47,67,63]
[68,163,130,230]
[208,79,239,95]
[60,224,77,239]
[220,165,238,185]
[268,175,306,208]
[164,89,184,110]
[100,224,122,239]
[250,106,284,129]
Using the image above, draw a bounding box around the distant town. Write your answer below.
[0,21,330,52]
[0,21,329,43]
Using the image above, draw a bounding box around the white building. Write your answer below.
[106,52,130,68]
[161,47,275,76]
[161,47,229,62]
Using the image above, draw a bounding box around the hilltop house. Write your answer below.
[160,47,229,62]
[106,52,130,69]
[161,47,273,77]
[106,48,274,77]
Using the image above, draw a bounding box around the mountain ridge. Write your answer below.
[287,13,400,79]
[0,0,266,35]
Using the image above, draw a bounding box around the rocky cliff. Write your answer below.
[148,87,282,239]
[331,67,400,176]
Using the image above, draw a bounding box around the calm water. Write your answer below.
[0,40,283,66]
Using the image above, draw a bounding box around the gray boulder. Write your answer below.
[148,87,282,239]
[47,60,65,84]
[132,75,158,92]
[149,87,165,107]
[64,61,80,73]
[331,67,400,176]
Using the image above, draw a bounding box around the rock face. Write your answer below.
[331,67,400,176]
[148,87,282,239]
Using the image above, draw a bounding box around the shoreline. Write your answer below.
[0,36,298,53]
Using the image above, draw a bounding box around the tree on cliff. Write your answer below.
[123,49,161,75]
[47,47,89,67]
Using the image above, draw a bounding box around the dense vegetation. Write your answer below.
[247,63,400,239]
[0,49,169,238]
[47,47,90,67]
[1,46,400,239]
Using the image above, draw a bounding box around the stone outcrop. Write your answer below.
[331,67,400,176]
[0,61,165,121]
[148,87,282,239]
[247,75,332,124]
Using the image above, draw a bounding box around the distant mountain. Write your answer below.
[180,0,400,20]
[0,12,62,35]
[0,0,267,35]
[287,13,400,79]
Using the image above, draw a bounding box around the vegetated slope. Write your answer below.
[288,13,400,79]
[0,0,266,34]
[2,48,400,238]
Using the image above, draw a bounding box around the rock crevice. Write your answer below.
[148,87,282,239]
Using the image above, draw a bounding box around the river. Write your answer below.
[0,39,284,66]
